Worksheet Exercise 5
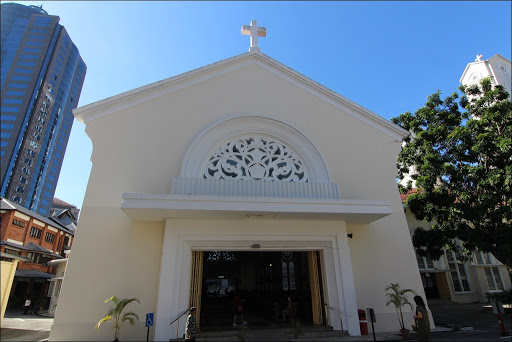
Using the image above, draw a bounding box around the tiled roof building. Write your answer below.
[0,197,74,306]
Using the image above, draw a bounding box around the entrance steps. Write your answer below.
[171,325,349,341]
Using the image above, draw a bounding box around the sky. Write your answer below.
[6,1,511,211]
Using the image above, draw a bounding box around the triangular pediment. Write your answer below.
[74,51,408,140]
[459,53,511,83]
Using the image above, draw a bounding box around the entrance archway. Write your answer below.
[191,251,325,331]
[151,220,362,341]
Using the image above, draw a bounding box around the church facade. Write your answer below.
[49,50,428,341]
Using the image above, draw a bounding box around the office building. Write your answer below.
[1,2,86,216]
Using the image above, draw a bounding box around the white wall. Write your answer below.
[50,57,423,340]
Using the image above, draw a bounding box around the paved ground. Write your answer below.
[1,309,53,342]
[1,300,511,341]
[427,299,512,342]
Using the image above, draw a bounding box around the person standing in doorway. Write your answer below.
[412,295,431,342]
[23,297,31,315]
[185,307,199,342]
[282,296,297,321]
[233,293,247,327]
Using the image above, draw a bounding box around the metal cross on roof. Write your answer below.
[241,20,266,52]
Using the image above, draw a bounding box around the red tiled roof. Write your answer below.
[400,188,419,203]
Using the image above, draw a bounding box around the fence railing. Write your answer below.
[324,303,350,336]
[170,309,190,341]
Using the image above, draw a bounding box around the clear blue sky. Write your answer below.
[10,1,512,210]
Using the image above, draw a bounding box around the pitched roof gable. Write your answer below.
[1,197,74,235]
[74,51,408,141]
[53,197,75,208]
[459,53,511,83]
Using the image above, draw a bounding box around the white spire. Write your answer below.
[241,20,266,52]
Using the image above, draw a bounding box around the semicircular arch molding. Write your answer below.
[180,115,331,183]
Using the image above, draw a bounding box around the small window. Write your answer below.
[26,252,41,264]
[485,267,505,291]
[30,226,42,239]
[4,248,21,256]
[45,232,56,243]
[12,218,26,228]
[446,250,471,292]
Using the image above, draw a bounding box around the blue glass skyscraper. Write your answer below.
[1,3,86,216]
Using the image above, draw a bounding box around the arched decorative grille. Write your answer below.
[204,137,308,182]
[206,251,236,262]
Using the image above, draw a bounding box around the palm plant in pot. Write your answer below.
[385,283,416,339]
[95,296,140,341]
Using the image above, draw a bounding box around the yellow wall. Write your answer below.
[1,260,18,323]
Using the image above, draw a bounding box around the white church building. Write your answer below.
[49,22,428,341]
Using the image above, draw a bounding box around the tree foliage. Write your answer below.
[392,77,512,268]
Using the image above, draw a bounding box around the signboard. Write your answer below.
[367,308,376,323]
[146,313,154,327]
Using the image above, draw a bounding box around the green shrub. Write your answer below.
[290,319,303,339]
[486,289,512,304]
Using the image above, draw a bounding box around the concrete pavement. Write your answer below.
[1,309,53,341]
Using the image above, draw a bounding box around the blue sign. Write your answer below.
[146,313,154,327]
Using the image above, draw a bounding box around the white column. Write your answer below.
[334,223,360,335]
[154,221,184,341]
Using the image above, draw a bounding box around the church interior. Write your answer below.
[199,251,322,330]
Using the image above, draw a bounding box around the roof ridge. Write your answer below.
[1,197,74,234]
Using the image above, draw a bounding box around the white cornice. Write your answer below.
[74,51,408,140]
[121,192,392,223]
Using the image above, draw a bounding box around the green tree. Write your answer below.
[95,296,140,341]
[392,77,512,268]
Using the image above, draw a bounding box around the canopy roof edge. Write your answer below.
[121,192,392,223]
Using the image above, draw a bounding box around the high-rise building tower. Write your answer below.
[1,3,86,215]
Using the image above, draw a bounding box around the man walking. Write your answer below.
[23,297,31,315]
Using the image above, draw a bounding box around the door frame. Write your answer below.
[153,219,361,340]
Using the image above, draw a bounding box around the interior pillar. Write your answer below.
[189,251,204,328]
[308,251,324,325]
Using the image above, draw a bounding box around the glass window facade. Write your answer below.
[1,2,86,216]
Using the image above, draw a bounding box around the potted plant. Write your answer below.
[95,296,140,341]
[385,283,416,339]
[290,318,303,339]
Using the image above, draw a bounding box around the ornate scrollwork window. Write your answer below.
[206,251,236,262]
[204,137,308,182]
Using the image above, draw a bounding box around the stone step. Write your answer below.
[170,326,349,342]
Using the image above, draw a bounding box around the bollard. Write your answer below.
[358,309,368,335]
[492,300,510,337]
